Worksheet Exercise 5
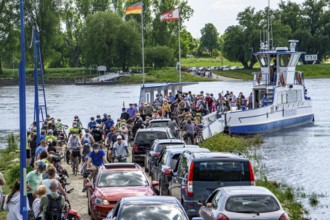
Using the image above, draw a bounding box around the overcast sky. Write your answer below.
[185,0,305,38]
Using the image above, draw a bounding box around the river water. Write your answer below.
[0,79,329,218]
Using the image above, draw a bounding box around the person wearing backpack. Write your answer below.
[39,179,65,220]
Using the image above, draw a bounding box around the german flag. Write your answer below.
[125,2,142,15]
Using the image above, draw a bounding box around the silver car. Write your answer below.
[198,186,289,220]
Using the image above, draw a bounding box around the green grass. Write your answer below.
[297,64,330,78]
[200,133,315,219]
[181,57,241,68]
[115,67,214,84]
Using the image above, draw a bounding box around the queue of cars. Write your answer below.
[87,124,289,220]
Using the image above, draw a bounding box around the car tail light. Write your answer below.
[217,213,229,220]
[187,162,195,197]
[279,213,289,220]
[133,144,139,152]
[248,162,255,185]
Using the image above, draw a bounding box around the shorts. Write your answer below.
[26,149,31,159]
[72,149,81,158]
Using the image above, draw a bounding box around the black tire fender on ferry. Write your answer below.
[280,73,286,87]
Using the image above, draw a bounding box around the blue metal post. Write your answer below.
[19,0,28,219]
[33,28,40,144]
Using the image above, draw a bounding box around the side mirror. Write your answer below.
[197,200,206,206]
[152,181,159,186]
[164,168,172,176]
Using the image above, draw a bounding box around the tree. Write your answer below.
[145,46,174,68]
[82,12,141,70]
[25,0,63,67]
[200,23,219,56]
[0,1,18,74]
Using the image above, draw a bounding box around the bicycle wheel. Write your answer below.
[75,157,79,176]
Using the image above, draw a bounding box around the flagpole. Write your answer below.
[141,2,145,85]
[178,13,181,83]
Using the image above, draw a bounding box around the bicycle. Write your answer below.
[71,149,81,176]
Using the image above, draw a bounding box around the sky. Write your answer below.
[185,0,305,38]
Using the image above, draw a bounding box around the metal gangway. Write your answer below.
[32,26,48,143]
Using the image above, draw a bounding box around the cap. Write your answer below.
[117,135,122,140]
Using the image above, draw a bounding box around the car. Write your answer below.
[153,147,210,195]
[148,118,171,128]
[132,128,173,163]
[103,196,191,220]
[144,138,184,174]
[168,152,256,218]
[198,186,289,220]
[86,163,158,220]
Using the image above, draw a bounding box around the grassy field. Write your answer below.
[1,59,329,83]
[115,67,214,84]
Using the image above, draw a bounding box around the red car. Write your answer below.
[86,163,158,220]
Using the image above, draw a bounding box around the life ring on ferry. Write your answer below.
[257,73,262,85]
[296,72,302,85]
[280,73,286,87]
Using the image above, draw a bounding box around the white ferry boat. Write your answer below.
[202,40,314,137]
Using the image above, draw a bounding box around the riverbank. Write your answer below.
[1,63,329,86]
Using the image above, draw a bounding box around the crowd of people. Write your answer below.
[0,88,262,220]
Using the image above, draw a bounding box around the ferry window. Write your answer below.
[292,90,297,102]
[279,54,290,67]
[281,91,287,104]
[297,90,302,102]
[257,55,269,67]
[288,54,300,67]
[287,90,292,103]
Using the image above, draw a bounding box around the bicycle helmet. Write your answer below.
[37,160,46,171]
[90,117,95,120]
[74,115,79,119]
[96,115,101,118]
[83,139,89,143]
[92,143,100,149]
[52,156,60,163]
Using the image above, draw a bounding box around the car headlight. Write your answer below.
[95,197,109,205]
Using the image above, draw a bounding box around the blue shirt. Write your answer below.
[88,121,97,129]
[104,119,114,129]
[35,146,46,160]
[169,95,175,103]
[262,96,269,107]
[88,150,105,166]
[127,107,136,118]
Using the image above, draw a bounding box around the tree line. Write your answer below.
[0,0,329,74]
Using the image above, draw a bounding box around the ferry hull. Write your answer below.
[228,113,314,134]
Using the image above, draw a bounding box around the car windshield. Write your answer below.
[119,204,187,220]
[149,121,169,128]
[225,195,280,213]
[194,161,250,181]
[97,171,148,187]
[136,132,168,143]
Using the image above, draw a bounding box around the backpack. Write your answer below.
[45,194,62,220]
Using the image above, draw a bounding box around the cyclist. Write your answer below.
[69,121,82,138]
[84,143,107,188]
[91,124,103,143]
[45,130,57,142]
[80,129,95,144]
[74,115,83,129]
[103,115,115,135]
[67,130,82,166]
[88,117,97,130]
[112,136,129,162]
[95,115,102,124]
